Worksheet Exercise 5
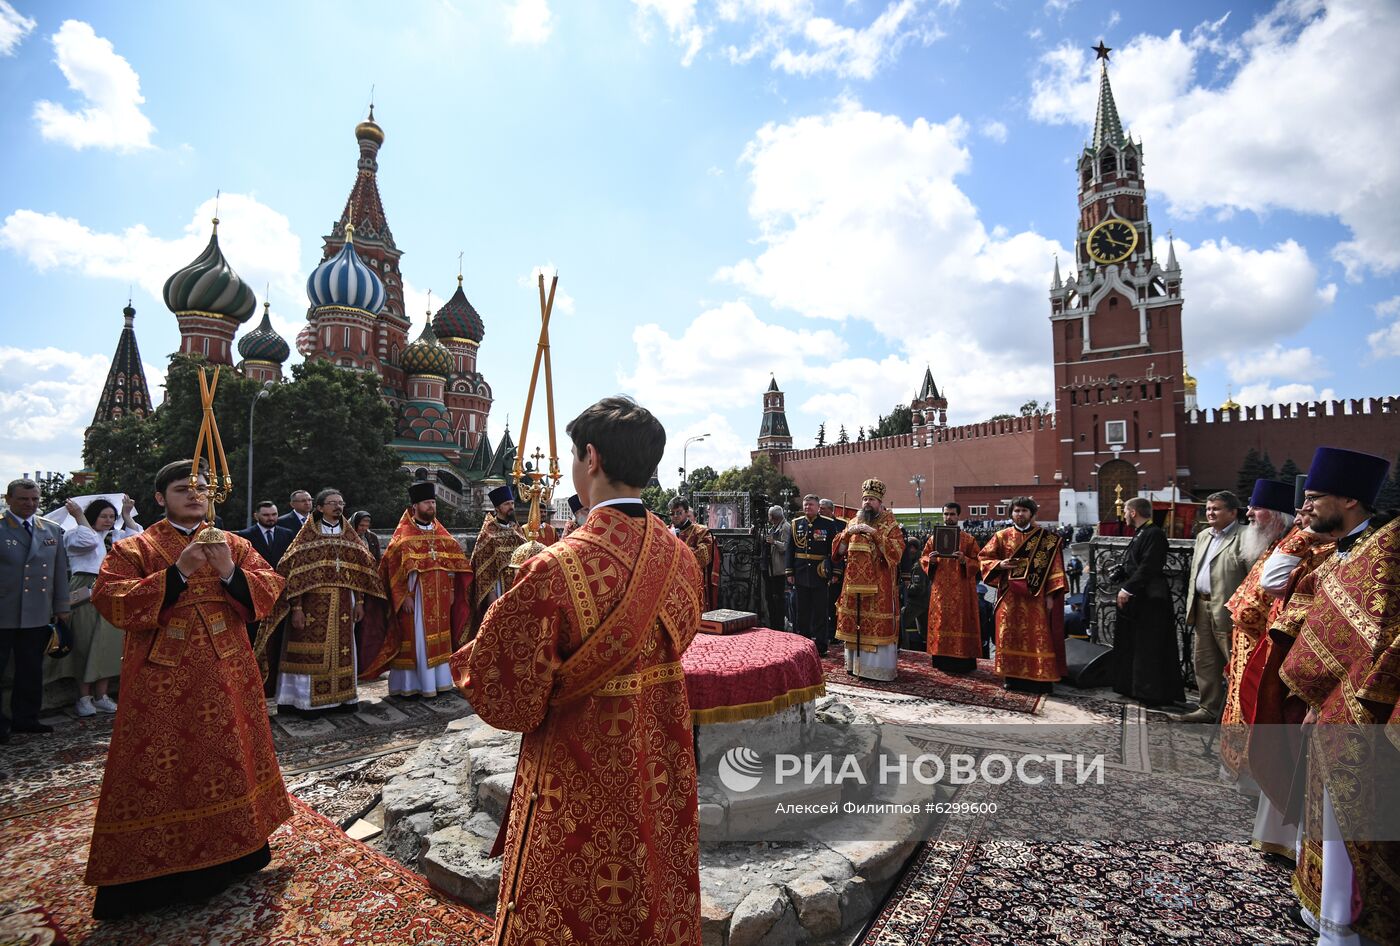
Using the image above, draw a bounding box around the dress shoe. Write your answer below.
[1172,708,1217,723]
[11,721,55,734]
[1287,904,1312,932]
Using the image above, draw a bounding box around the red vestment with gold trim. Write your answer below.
[833,511,904,649]
[471,515,526,613]
[979,526,1068,683]
[1220,536,1283,775]
[365,511,472,677]
[451,505,704,946]
[1277,516,1400,944]
[920,531,982,660]
[677,521,719,611]
[86,519,291,887]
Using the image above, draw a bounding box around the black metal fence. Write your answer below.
[1087,536,1197,687]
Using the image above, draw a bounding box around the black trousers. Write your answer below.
[0,626,50,733]
[764,575,787,631]
[795,584,830,653]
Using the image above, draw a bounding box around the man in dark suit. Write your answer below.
[276,490,312,535]
[1113,497,1183,707]
[239,500,296,696]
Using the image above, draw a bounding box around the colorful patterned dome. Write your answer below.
[237,302,290,363]
[306,223,386,314]
[400,320,453,377]
[295,321,317,358]
[163,219,258,322]
[432,275,485,343]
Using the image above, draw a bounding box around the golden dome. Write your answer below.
[356,105,384,145]
[1220,388,1240,411]
[1182,359,1197,393]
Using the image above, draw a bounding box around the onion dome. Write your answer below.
[1182,359,1197,394]
[401,319,453,377]
[306,223,387,314]
[1221,388,1240,411]
[238,302,290,364]
[432,275,485,343]
[356,104,384,146]
[295,321,317,358]
[163,218,258,323]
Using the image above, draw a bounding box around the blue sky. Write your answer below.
[2,0,1397,492]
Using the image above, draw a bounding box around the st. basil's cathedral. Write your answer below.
[88,108,515,513]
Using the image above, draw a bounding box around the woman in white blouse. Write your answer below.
[64,497,142,717]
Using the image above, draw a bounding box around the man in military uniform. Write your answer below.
[1,478,72,742]
[787,494,838,656]
[820,498,845,631]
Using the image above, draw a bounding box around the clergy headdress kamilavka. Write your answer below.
[409,481,436,504]
[488,484,514,507]
[1304,447,1391,507]
[567,493,583,514]
[862,478,886,500]
[1249,479,1295,515]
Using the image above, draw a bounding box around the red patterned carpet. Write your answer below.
[820,648,1044,715]
[0,795,493,945]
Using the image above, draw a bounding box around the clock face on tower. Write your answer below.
[1086,218,1138,265]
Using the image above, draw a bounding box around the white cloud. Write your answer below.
[0,194,306,348]
[1226,343,1326,385]
[635,0,938,77]
[1163,237,1336,353]
[517,265,577,317]
[619,300,844,416]
[0,347,111,474]
[977,119,1007,143]
[659,414,752,487]
[33,20,155,152]
[0,1,35,56]
[1368,294,1400,358]
[1235,382,1337,407]
[714,100,1063,423]
[508,0,555,45]
[1029,0,1400,278]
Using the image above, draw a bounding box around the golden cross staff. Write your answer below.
[508,273,562,572]
[1113,482,1125,521]
[189,366,234,544]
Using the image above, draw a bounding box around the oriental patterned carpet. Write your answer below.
[820,649,1046,715]
[858,776,1310,946]
[0,795,493,946]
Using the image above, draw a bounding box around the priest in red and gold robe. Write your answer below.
[1219,479,1295,776]
[671,496,719,610]
[87,461,291,919]
[470,484,525,617]
[979,496,1067,693]
[363,481,472,698]
[833,478,905,682]
[1275,447,1398,944]
[452,397,704,945]
[920,500,983,674]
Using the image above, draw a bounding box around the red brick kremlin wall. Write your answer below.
[1180,398,1400,493]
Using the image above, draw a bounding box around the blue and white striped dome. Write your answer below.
[306,224,386,314]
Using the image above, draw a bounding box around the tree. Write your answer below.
[870,404,912,438]
[1235,448,1274,498]
[1019,399,1049,416]
[857,426,865,442]
[687,465,718,493]
[836,425,849,445]
[1376,452,1400,511]
[640,484,678,516]
[33,473,79,512]
[711,455,800,511]
[1259,452,1278,482]
[815,422,826,447]
[1279,458,1302,482]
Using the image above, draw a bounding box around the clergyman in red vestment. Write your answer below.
[979,495,1067,693]
[362,480,472,698]
[87,461,291,919]
[833,479,905,682]
[451,397,704,946]
[670,496,719,611]
[920,501,983,674]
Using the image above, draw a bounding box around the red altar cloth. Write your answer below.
[683,628,826,725]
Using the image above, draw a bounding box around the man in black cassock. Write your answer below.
[1113,497,1184,707]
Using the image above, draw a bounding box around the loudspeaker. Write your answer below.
[1063,637,1115,689]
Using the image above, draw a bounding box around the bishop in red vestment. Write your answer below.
[920,501,983,674]
[979,496,1067,693]
[87,462,291,919]
[452,398,704,946]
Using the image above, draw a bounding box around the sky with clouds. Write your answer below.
[1,0,1396,494]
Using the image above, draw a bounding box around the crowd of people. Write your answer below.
[4,432,1398,944]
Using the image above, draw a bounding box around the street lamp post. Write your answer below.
[682,433,709,499]
[246,381,274,527]
[910,473,926,529]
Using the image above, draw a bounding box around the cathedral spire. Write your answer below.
[1091,43,1125,152]
[91,301,153,426]
[1051,254,1063,290]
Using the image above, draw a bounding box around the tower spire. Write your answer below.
[1091,43,1125,152]
[1051,253,1063,290]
